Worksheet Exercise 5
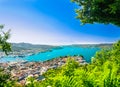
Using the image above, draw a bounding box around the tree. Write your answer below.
[0,68,10,87]
[71,0,120,26]
[30,41,120,87]
[0,68,16,87]
[0,25,11,55]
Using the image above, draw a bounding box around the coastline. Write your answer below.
[0,56,87,85]
[0,46,100,63]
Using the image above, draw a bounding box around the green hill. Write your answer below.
[11,43,56,52]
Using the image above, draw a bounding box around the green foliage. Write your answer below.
[0,68,16,87]
[0,68,10,87]
[26,77,41,87]
[0,24,11,55]
[71,0,120,26]
[0,25,13,87]
[1,41,120,87]
[28,40,120,87]
[62,58,79,77]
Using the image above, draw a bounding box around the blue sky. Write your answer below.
[0,0,120,45]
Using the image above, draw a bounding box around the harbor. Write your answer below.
[0,56,87,85]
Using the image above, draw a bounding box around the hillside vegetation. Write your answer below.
[0,41,119,87]
[25,40,120,87]
[11,43,56,52]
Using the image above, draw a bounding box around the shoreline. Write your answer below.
[0,54,86,63]
[0,56,87,85]
[0,46,100,63]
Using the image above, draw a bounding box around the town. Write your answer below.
[0,56,87,85]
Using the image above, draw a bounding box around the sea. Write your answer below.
[0,46,100,63]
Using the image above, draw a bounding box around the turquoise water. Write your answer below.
[0,46,100,63]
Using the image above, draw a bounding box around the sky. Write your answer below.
[0,0,120,45]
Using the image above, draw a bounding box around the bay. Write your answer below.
[0,46,100,63]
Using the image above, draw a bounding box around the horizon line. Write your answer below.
[9,41,114,46]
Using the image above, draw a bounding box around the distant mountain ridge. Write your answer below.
[10,42,113,52]
[70,43,113,47]
[71,43,113,45]
[11,43,56,52]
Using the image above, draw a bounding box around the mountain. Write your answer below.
[69,43,113,48]
[11,43,56,52]
[0,42,113,53]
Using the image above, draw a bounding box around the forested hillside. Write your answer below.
[11,43,56,52]
[24,41,120,87]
